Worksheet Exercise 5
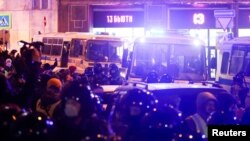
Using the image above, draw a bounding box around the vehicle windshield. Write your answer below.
[129,42,206,81]
[86,40,123,62]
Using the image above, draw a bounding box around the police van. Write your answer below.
[215,36,250,92]
[32,32,128,74]
[126,32,207,83]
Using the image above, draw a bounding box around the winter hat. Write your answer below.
[47,78,62,90]
[69,65,77,73]
[196,91,217,112]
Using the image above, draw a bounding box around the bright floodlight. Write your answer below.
[193,39,201,46]
[139,37,145,43]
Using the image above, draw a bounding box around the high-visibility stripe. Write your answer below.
[191,113,207,137]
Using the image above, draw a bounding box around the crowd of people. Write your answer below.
[0,43,250,141]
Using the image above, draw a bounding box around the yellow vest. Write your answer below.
[36,99,61,118]
[191,113,207,137]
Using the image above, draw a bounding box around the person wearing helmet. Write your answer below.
[178,92,217,141]
[53,80,109,141]
[159,74,173,83]
[207,92,239,125]
[144,71,159,83]
[82,67,94,84]
[109,88,158,141]
[231,72,249,108]
[92,63,109,86]
[140,105,183,141]
[108,63,125,85]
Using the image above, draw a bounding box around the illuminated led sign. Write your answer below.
[193,13,205,25]
[107,15,133,23]
[93,11,144,27]
[169,9,216,29]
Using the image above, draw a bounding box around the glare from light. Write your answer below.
[18,41,24,47]
[202,134,206,139]
[193,39,201,46]
[152,58,155,65]
[178,112,182,117]
[155,99,158,103]
[149,28,165,35]
[189,135,193,139]
[37,116,42,121]
[46,120,54,126]
[139,37,145,43]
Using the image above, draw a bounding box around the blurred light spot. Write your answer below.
[38,116,42,121]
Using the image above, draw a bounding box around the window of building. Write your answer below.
[42,0,49,9]
[33,0,40,9]
[32,0,49,9]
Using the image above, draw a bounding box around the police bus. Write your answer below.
[32,32,128,73]
[215,36,250,92]
[126,33,207,83]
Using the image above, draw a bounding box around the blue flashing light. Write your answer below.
[46,120,54,126]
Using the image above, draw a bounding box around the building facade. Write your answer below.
[2,0,250,50]
[0,0,57,50]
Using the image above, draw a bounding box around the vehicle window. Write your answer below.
[69,39,83,57]
[42,44,51,55]
[41,37,63,56]
[221,52,229,74]
[86,40,123,62]
[229,49,244,75]
[130,42,205,81]
[244,52,250,76]
[152,88,227,118]
[51,45,62,56]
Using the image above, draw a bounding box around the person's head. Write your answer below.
[60,81,103,120]
[207,93,238,125]
[217,92,237,112]
[83,67,94,77]
[45,78,62,101]
[43,63,51,71]
[145,71,158,83]
[159,74,173,83]
[109,63,119,77]
[5,58,12,67]
[68,65,77,74]
[47,78,62,92]
[140,105,182,141]
[196,92,217,119]
[109,88,158,139]
[117,88,157,120]
[93,63,103,74]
